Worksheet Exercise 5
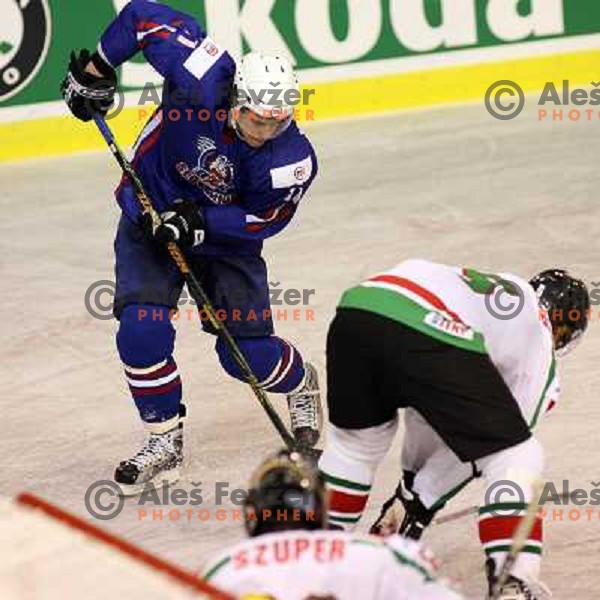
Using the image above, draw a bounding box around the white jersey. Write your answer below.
[341,259,558,427]
[203,530,463,599]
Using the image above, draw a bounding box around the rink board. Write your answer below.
[1,43,599,163]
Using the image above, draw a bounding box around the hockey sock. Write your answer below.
[479,502,543,581]
[319,421,398,530]
[117,305,182,423]
[215,335,304,393]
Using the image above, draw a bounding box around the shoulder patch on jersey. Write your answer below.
[270,156,313,189]
[183,36,225,82]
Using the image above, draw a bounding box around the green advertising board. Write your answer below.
[2,0,600,109]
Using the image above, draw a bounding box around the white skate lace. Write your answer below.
[499,580,531,600]
[288,392,319,429]
[527,580,552,600]
[129,434,173,469]
[496,578,552,600]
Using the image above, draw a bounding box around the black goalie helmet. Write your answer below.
[529,269,590,355]
[244,449,326,537]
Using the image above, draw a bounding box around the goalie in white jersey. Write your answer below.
[203,449,463,599]
[318,259,590,600]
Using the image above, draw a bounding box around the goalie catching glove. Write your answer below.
[61,49,117,122]
[142,199,205,248]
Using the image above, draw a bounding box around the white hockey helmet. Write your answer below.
[232,52,300,129]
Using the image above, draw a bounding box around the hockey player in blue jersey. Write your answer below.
[61,0,322,495]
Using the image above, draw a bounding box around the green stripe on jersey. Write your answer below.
[529,356,556,429]
[339,286,486,354]
[390,548,433,581]
[204,555,231,581]
[350,540,433,581]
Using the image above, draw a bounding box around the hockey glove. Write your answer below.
[61,49,117,122]
[143,199,206,248]
[369,471,437,540]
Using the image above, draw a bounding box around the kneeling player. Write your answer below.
[318,260,589,599]
[203,449,463,599]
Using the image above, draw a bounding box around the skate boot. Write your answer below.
[115,415,184,497]
[286,362,322,448]
[486,559,552,600]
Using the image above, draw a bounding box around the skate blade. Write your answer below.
[115,467,181,498]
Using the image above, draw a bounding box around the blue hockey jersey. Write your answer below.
[98,0,318,256]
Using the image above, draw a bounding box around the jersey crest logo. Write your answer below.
[203,41,219,56]
[176,136,236,205]
[294,166,307,181]
[1,0,51,102]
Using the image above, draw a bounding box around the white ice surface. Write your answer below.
[2,102,599,598]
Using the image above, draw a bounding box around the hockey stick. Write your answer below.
[490,481,544,600]
[433,491,571,526]
[92,115,302,453]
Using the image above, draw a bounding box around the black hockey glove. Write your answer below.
[369,471,437,540]
[61,49,117,122]
[143,199,206,248]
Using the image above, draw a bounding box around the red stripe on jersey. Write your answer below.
[137,20,165,31]
[368,274,464,323]
[129,377,181,397]
[262,341,291,390]
[329,489,369,514]
[132,113,164,168]
[245,204,295,233]
[139,31,171,48]
[246,224,267,233]
[115,110,163,208]
[479,515,543,544]
[125,361,177,381]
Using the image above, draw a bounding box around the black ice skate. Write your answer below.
[286,362,322,448]
[114,419,183,497]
